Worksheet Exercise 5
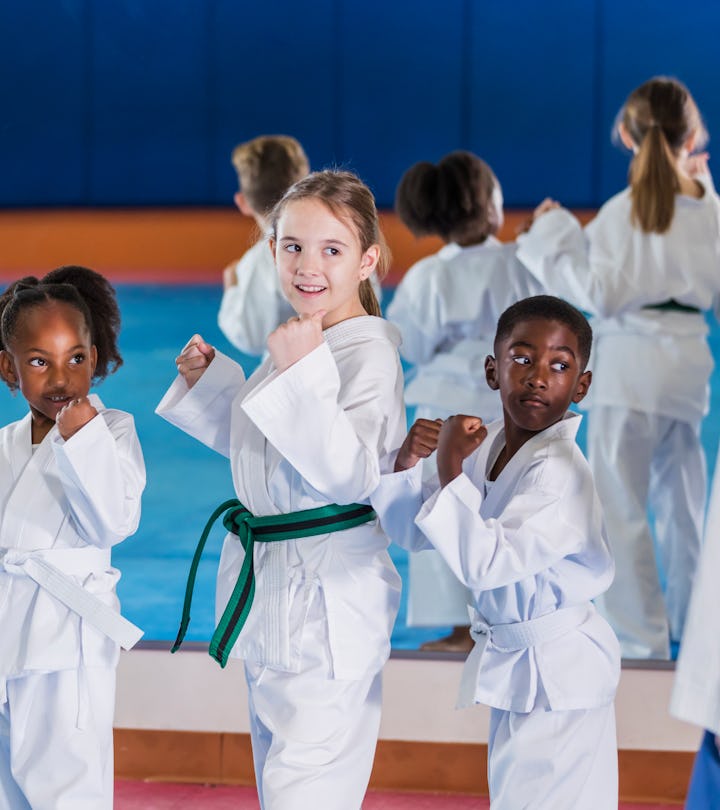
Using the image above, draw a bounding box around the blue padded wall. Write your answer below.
[0,0,718,208]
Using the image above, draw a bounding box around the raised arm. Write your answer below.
[155,339,247,458]
[243,324,404,505]
[416,460,596,591]
[52,409,145,548]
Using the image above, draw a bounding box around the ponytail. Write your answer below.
[359,278,381,317]
[629,126,679,233]
[618,76,708,234]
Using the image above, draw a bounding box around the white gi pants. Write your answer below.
[0,667,116,810]
[407,405,472,628]
[589,407,705,659]
[244,586,382,810]
[488,700,618,809]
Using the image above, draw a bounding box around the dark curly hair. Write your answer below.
[395,150,501,245]
[0,265,122,389]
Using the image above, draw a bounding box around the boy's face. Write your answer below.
[485,318,591,439]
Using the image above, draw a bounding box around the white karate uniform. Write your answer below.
[517,177,720,659]
[372,413,620,809]
[387,239,543,627]
[219,238,384,357]
[156,316,406,810]
[671,441,720,736]
[218,239,295,356]
[0,396,145,810]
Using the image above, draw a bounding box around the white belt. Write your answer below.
[469,602,591,652]
[458,603,592,708]
[0,547,144,651]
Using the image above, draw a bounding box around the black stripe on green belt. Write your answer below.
[172,498,377,667]
[643,299,701,314]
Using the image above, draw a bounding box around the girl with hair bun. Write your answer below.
[389,150,542,651]
[0,265,145,808]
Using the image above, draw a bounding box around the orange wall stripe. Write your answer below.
[0,209,596,286]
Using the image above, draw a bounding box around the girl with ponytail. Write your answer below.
[517,76,720,663]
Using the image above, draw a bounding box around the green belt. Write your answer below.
[172,498,377,667]
[643,299,701,314]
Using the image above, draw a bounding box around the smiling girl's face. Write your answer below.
[0,300,97,442]
[271,198,379,329]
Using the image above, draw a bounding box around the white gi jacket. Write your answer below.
[372,412,620,712]
[156,316,406,680]
[218,239,295,356]
[671,443,720,734]
[0,396,145,683]
[387,239,543,418]
[516,178,720,425]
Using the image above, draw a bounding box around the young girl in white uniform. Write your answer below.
[516,76,720,659]
[218,135,309,356]
[388,151,543,649]
[0,266,145,810]
[157,171,406,810]
[371,296,620,809]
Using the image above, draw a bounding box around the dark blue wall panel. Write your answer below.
[340,0,467,204]
[467,0,597,208]
[0,1,90,205]
[0,0,719,208]
[210,0,338,205]
[90,1,211,204]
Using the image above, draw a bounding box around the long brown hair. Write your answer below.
[618,77,707,233]
[269,170,389,317]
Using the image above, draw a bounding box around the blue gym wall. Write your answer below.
[1,0,719,209]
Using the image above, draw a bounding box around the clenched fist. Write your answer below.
[175,334,215,389]
[267,311,326,372]
[56,396,98,440]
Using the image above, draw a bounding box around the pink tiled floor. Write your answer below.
[115,781,681,808]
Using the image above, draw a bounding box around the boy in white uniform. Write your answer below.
[218,135,309,355]
[372,295,620,809]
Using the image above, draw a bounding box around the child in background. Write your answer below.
[671,442,720,808]
[372,295,620,809]
[517,76,720,659]
[388,151,542,651]
[157,171,405,810]
[0,266,145,809]
[218,134,310,355]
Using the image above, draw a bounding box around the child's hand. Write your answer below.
[176,334,215,389]
[681,151,710,177]
[267,311,325,372]
[437,415,487,487]
[56,396,98,440]
[532,197,560,220]
[222,263,238,290]
[515,198,560,235]
[394,418,443,472]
